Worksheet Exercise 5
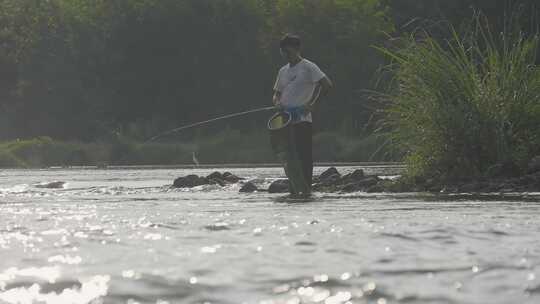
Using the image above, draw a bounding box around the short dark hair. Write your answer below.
[280,34,301,49]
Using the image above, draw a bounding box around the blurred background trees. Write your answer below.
[0,0,537,143]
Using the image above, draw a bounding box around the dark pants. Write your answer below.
[291,122,313,187]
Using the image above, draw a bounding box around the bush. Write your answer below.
[378,14,540,179]
[0,150,26,168]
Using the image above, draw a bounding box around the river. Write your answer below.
[0,166,539,304]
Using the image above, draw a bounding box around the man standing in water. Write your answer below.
[272,34,333,196]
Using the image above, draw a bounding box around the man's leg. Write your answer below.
[293,122,313,190]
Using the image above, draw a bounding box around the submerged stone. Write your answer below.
[319,167,340,180]
[208,178,226,187]
[207,171,223,180]
[239,182,258,193]
[223,174,242,183]
[34,181,66,189]
[173,175,207,188]
[268,179,290,193]
[347,169,365,181]
[339,170,367,187]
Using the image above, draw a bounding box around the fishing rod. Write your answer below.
[146,105,277,143]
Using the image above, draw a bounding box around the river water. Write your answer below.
[0,166,539,304]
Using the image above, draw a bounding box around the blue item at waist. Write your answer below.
[284,106,307,122]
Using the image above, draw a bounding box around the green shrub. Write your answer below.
[5,137,54,167]
[377,15,540,179]
[0,150,27,168]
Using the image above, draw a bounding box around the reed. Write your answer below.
[377,14,540,180]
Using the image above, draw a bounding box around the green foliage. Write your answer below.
[0,150,26,168]
[0,0,392,141]
[378,15,540,179]
[0,130,393,168]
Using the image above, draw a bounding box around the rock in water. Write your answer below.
[268,179,290,193]
[173,175,207,188]
[34,181,66,189]
[207,172,223,180]
[342,169,365,182]
[341,177,380,193]
[223,173,242,183]
[319,167,340,180]
[359,176,379,187]
[208,178,226,187]
[239,182,258,193]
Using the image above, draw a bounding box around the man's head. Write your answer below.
[280,34,301,62]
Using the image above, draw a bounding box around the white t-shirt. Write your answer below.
[273,59,326,123]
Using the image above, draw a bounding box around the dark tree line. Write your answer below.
[0,0,537,141]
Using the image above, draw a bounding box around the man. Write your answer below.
[272,34,333,196]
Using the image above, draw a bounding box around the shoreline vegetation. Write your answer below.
[0,132,397,169]
[2,1,540,195]
[170,13,540,195]
[374,14,540,192]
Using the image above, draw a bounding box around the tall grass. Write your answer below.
[378,15,540,180]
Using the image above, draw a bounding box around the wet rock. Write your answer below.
[173,175,208,188]
[207,171,223,180]
[341,176,380,192]
[223,174,242,183]
[239,182,258,193]
[312,182,330,192]
[317,173,341,187]
[341,183,362,193]
[208,178,226,187]
[358,176,379,187]
[319,167,340,180]
[34,181,66,189]
[527,156,540,174]
[348,169,365,181]
[366,183,385,193]
[204,223,230,231]
[268,179,290,193]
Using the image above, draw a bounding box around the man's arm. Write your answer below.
[306,76,333,110]
[273,90,282,107]
[317,76,333,100]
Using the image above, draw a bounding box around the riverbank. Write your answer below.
[312,165,540,194]
[0,133,397,169]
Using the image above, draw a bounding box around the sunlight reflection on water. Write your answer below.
[0,167,539,303]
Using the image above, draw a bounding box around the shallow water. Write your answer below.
[1,167,539,304]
